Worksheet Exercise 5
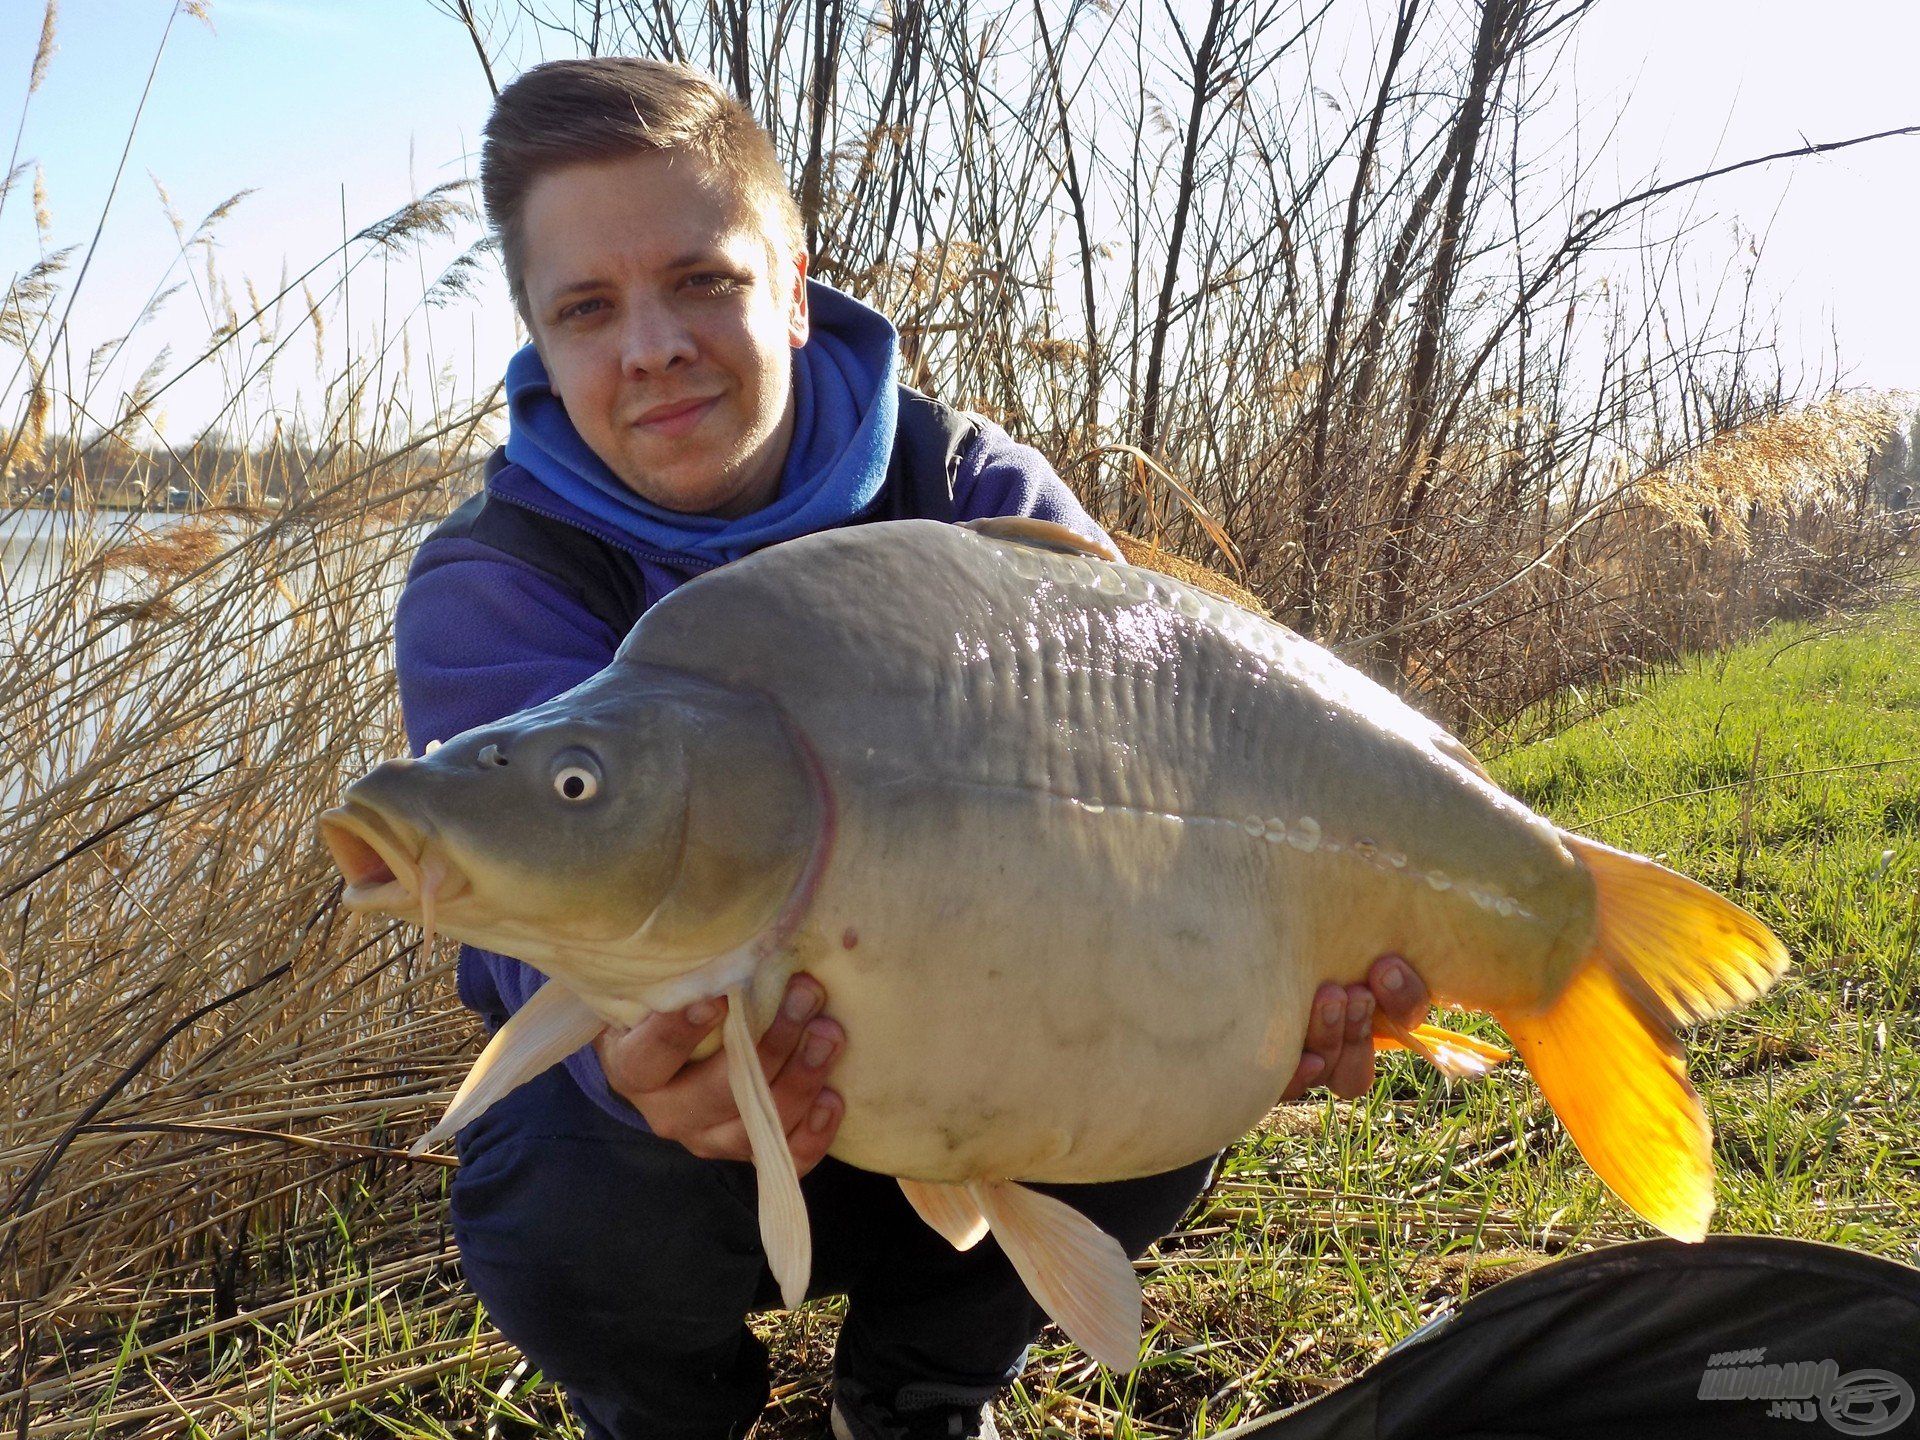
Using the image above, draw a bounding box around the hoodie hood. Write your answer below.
[500,280,899,567]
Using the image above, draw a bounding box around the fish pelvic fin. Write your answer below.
[411,980,603,1155]
[1371,1014,1510,1078]
[1496,833,1789,1243]
[966,1180,1142,1372]
[899,1178,989,1250]
[722,987,812,1309]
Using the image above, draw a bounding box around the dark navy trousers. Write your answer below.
[451,1063,1220,1440]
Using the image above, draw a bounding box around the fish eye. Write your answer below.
[554,766,598,802]
[551,752,602,803]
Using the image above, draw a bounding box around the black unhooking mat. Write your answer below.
[1219,1236,1920,1440]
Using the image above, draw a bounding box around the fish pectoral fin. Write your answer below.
[1499,962,1712,1243]
[959,516,1124,564]
[1371,1014,1511,1078]
[898,1178,989,1250]
[722,987,812,1309]
[412,980,604,1154]
[966,1179,1142,1372]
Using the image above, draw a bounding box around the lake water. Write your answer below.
[1,507,191,616]
[0,505,412,818]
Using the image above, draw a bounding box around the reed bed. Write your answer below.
[3,0,1914,1434]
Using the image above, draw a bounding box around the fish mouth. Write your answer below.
[317,801,467,916]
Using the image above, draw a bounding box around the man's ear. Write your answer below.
[786,246,810,349]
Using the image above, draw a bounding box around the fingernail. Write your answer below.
[1347,993,1373,1024]
[809,1098,835,1132]
[1320,998,1344,1027]
[687,1000,718,1026]
[1380,961,1406,993]
[802,1023,835,1068]
[1298,1054,1326,1081]
[784,980,822,1022]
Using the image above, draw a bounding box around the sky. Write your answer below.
[1553,1,1920,398]
[0,0,1914,440]
[0,0,513,441]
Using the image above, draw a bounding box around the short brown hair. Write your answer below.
[481,58,806,322]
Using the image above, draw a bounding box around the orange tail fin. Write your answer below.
[1493,833,1789,1242]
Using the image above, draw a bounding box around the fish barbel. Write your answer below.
[318,517,1788,1369]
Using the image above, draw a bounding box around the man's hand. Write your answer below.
[1278,954,1431,1101]
[594,973,844,1175]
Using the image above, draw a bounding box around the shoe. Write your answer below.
[828,1376,1002,1440]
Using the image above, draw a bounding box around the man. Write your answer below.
[393,56,1433,1440]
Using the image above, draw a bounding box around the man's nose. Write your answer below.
[619,299,697,375]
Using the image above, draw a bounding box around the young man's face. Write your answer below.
[518,149,808,519]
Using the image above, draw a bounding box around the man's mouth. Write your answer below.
[632,394,719,436]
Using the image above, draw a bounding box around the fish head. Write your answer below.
[318,672,702,950]
[317,664,823,990]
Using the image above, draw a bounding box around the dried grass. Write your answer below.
[28,4,59,98]
[1640,392,1903,550]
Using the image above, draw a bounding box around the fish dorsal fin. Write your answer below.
[722,986,813,1308]
[1434,733,1494,784]
[966,1179,1142,1371]
[411,980,604,1154]
[960,517,1124,564]
[898,1178,989,1250]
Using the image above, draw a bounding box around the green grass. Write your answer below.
[32,609,1920,1438]
[1484,607,1920,1256]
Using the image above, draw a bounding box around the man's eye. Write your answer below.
[559,298,606,321]
[692,273,744,292]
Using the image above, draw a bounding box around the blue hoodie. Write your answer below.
[501,283,903,565]
[393,281,1108,1128]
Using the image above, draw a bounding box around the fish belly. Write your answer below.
[804,767,1581,1185]
[806,787,1311,1182]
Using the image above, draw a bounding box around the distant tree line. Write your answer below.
[1870,414,1920,510]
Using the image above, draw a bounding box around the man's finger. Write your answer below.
[786,1088,843,1177]
[601,997,727,1097]
[1368,953,1431,1027]
[1288,983,1348,1098]
[1325,984,1375,1098]
[754,974,825,1081]
[688,1018,842,1159]
[767,1017,842,1132]
[1276,1050,1327,1103]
